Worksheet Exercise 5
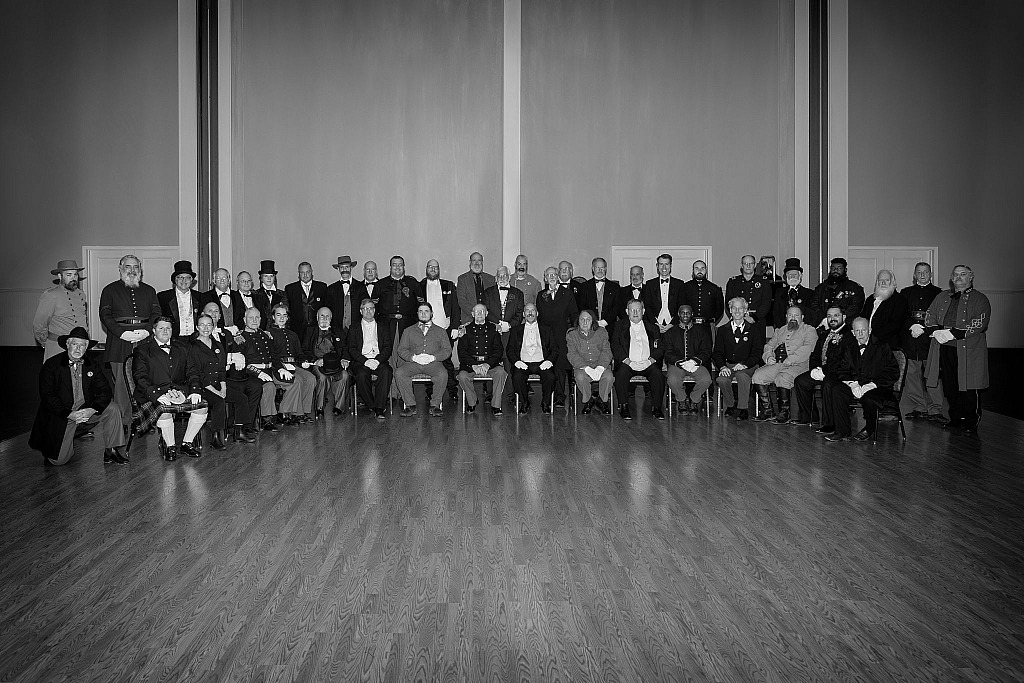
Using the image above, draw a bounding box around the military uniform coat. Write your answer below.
[924,288,990,390]
[99,280,161,363]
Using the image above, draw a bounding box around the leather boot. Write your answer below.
[753,386,774,421]
[212,429,227,451]
[774,388,791,424]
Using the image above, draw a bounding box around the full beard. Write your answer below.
[787,320,799,331]
[826,274,845,287]
[693,273,705,281]
[874,286,894,301]
[63,280,79,291]
[121,276,140,288]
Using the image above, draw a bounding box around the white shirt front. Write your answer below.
[658,279,671,325]
[869,297,883,331]
[361,319,379,357]
[425,279,449,329]
[521,322,544,362]
[240,291,253,309]
[175,289,195,336]
[302,281,311,298]
[628,321,650,363]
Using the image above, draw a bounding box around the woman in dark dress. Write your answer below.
[535,266,578,407]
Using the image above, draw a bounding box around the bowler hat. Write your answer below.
[332,256,358,269]
[58,326,99,351]
[50,259,86,276]
[783,257,803,274]
[170,260,197,283]
[258,260,278,275]
[320,352,344,377]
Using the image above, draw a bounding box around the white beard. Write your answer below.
[874,286,894,301]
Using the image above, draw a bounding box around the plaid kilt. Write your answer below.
[134,400,210,434]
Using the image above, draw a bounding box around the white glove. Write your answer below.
[277,368,293,381]
[597,320,608,328]
[188,393,202,404]
[451,328,461,340]
[733,363,747,372]
[135,330,150,341]
[514,361,528,370]
[538,360,552,370]
[498,321,510,333]
[584,367,601,381]
[157,393,174,406]
[910,323,925,338]
[810,367,824,381]
[931,329,955,344]
[341,359,350,369]
[851,384,864,400]
[224,325,239,335]
[257,371,273,382]
[681,360,698,373]
[766,357,776,366]
[119,331,135,341]
[365,358,380,370]
[283,362,296,371]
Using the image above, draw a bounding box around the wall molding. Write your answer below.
[179,0,198,265]
[82,246,180,343]
[609,246,713,285]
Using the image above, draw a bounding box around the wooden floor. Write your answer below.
[2,400,1022,682]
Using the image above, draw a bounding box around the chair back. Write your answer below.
[892,349,908,400]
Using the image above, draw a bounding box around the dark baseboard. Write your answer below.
[3,345,1021,441]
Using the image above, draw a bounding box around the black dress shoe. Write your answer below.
[653,408,666,420]
[401,405,417,417]
[428,405,444,417]
[211,430,227,451]
[736,409,749,421]
[315,408,325,419]
[554,398,565,409]
[581,400,593,415]
[180,441,201,458]
[261,419,280,432]
[374,409,387,420]
[236,427,257,443]
[723,407,736,417]
[602,401,611,415]
[103,448,129,465]
[518,400,531,414]
[824,433,851,442]
[904,410,924,419]
[788,418,811,427]
[163,446,178,462]
[541,404,552,414]
[852,429,872,441]
[300,413,315,424]
[815,425,835,434]
[492,406,503,416]
[620,405,633,421]
[465,404,476,414]
[333,407,345,416]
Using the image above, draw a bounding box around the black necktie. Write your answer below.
[474,274,484,302]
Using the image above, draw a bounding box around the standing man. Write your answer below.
[900,262,945,421]
[724,254,773,333]
[236,271,257,317]
[34,259,89,361]
[511,254,542,307]
[157,260,202,338]
[611,300,667,421]
[360,260,382,307]
[712,297,765,421]
[617,265,646,314]
[29,327,128,466]
[681,260,725,337]
[285,261,328,341]
[346,299,392,419]
[252,260,286,329]
[325,255,365,336]
[577,257,620,335]
[919,265,990,433]
[99,254,161,428]
[860,269,909,349]
[457,303,508,415]
[395,303,451,417]
[485,266,526,345]
[536,266,579,408]
[200,268,246,332]
[751,305,818,423]
[642,253,685,334]
[557,261,583,304]
[379,255,423,373]
[421,258,460,403]
[773,258,820,327]
[456,252,495,325]
[814,257,865,325]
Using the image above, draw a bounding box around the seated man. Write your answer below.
[133,316,207,461]
[395,302,452,416]
[29,326,128,466]
[456,303,508,415]
[712,298,765,421]
[790,307,858,428]
[346,299,392,419]
[566,309,613,414]
[821,317,900,442]
[236,307,284,433]
[751,305,817,423]
[199,301,260,443]
[302,307,350,418]
[663,304,713,415]
[507,303,557,414]
[266,304,317,425]
[611,300,666,421]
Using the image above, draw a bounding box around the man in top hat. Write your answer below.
[814,257,865,325]
[285,261,328,341]
[29,327,128,466]
[252,260,286,329]
[774,258,821,327]
[302,307,350,418]
[99,254,161,427]
[157,260,202,338]
[34,259,89,361]
[326,255,366,336]
[200,268,247,333]
[681,260,725,337]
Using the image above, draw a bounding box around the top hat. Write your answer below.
[830,257,848,267]
[58,326,99,351]
[258,260,278,275]
[170,260,197,283]
[50,259,86,276]
[332,256,358,270]
[783,257,803,274]
[320,352,344,377]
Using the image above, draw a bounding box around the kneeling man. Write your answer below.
[29,327,128,466]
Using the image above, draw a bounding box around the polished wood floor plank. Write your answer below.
[2,408,1023,681]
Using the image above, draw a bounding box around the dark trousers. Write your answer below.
[226,376,262,427]
[614,363,666,410]
[822,379,893,436]
[792,371,821,422]
[939,345,981,427]
[351,361,394,412]
[512,363,555,407]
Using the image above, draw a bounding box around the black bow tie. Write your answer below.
[499,286,509,291]
[596,278,605,282]
[661,279,669,284]
[70,360,83,368]
[158,343,171,349]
